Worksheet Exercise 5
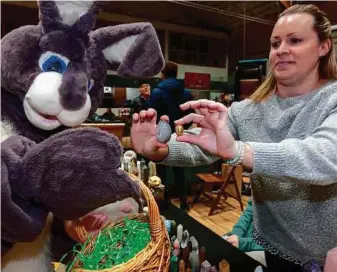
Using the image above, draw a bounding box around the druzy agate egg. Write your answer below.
[156,120,172,143]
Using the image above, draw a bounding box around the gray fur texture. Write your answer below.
[1,0,164,258]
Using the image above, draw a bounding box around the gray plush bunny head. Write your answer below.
[1,0,164,131]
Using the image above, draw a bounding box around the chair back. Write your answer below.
[221,164,243,196]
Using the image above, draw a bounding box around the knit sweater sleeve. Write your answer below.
[248,106,337,186]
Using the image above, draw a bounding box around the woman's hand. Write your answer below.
[226,235,239,248]
[130,109,169,161]
[175,99,237,160]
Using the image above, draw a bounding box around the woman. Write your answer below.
[131,4,337,272]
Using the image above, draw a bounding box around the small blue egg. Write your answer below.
[165,219,172,233]
[156,120,172,143]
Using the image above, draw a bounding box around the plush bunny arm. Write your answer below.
[1,128,141,256]
[17,127,141,220]
[1,135,49,256]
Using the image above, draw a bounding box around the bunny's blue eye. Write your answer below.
[39,52,69,74]
[42,55,67,74]
[88,78,94,90]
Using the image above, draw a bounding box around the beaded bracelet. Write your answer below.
[224,141,245,166]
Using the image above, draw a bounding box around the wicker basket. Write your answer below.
[70,172,171,272]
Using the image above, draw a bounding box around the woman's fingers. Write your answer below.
[180,99,208,110]
[160,115,170,122]
[139,110,147,122]
[174,113,204,126]
[132,113,139,122]
[133,109,158,124]
[219,110,228,121]
[197,107,210,116]
[146,108,158,123]
[180,99,228,114]
[176,134,201,145]
[208,101,228,112]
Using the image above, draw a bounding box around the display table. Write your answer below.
[160,202,265,272]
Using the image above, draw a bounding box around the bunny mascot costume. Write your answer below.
[1,1,165,271]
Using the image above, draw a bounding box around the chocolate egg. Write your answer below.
[156,120,172,143]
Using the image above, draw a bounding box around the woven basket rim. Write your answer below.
[69,171,171,272]
[72,171,162,243]
[72,217,169,272]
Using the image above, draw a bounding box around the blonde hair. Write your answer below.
[250,4,337,102]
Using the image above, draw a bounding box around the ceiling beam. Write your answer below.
[2,1,228,40]
[167,0,275,26]
[226,3,278,28]
[207,1,278,28]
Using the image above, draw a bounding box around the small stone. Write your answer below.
[219,260,230,272]
[209,266,218,272]
[171,235,177,245]
[199,247,206,264]
[181,230,189,249]
[189,251,200,272]
[173,238,180,249]
[182,247,190,263]
[157,120,172,143]
[175,125,184,136]
[165,220,172,233]
[170,255,179,272]
[173,248,180,256]
[177,224,183,242]
[190,236,198,250]
[171,220,177,236]
[201,260,212,272]
[179,260,186,272]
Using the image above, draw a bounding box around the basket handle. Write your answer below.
[126,172,163,242]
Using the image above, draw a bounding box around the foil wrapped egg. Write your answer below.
[156,120,172,143]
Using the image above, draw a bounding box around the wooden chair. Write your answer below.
[193,164,244,216]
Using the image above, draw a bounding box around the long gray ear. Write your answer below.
[38,0,100,34]
[90,23,165,77]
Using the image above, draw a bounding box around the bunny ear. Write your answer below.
[38,0,99,34]
[90,23,165,77]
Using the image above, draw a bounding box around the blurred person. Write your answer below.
[131,83,151,114]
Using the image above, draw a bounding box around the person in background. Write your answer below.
[102,108,115,121]
[223,198,266,266]
[149,61,194,210]
[131,83,151,114]
[131,4,337,271]
[220,93,231,107]
[150,62,194,130]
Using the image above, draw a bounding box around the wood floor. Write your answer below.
[171,194,250,237]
